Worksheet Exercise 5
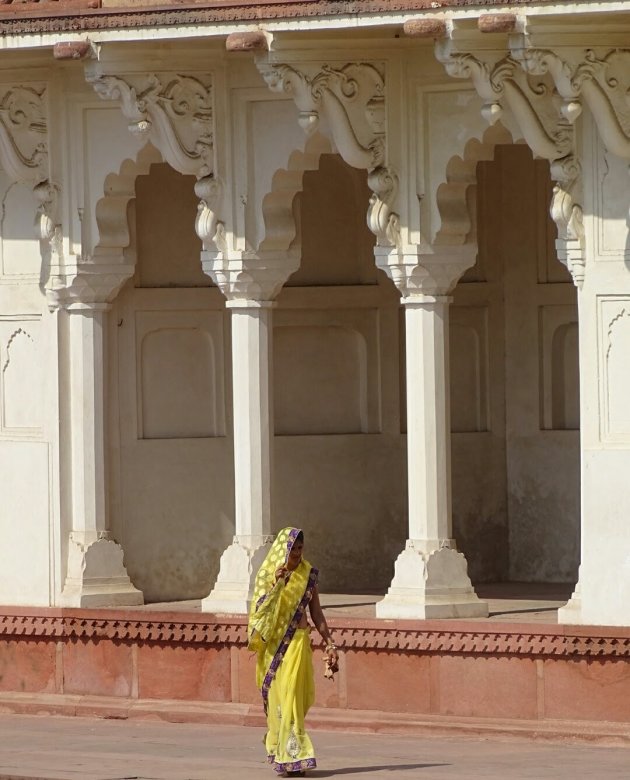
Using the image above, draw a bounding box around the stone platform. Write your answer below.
[1,584,630,744]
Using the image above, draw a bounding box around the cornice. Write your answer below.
[3,609,630,658]
[0,2,610,37]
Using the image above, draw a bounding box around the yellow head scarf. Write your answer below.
[247,527,318,709]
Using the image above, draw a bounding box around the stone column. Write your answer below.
[48,267,142,607]
[375,248,488,619]
[201,251,298,614]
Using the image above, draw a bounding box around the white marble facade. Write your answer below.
[0,4,629,625]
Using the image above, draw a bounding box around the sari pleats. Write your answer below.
[265,628,317,775]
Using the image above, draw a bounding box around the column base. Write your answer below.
[557,580,582,625]
[201,535,272,615]
[376,541,488,620]
[60,537,143,608]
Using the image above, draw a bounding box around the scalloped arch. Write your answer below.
[92,142,163,262]
[258,132,334,253]
[435,122,522,247]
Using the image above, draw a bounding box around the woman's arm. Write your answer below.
[309,585,339,663]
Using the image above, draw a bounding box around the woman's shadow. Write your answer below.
[310,763,449,776]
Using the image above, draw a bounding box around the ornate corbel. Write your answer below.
[437,36,585,285]
[85,65,214,178]
[511,44,630,161]
[436,38,573,162]
[257,58,401,248]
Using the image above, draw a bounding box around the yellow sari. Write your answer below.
[248,527,318,775]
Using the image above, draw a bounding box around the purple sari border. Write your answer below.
[269,755,317,774]
[261,565,319,714]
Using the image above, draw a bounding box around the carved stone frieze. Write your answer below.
[257,58,400,248]
[85,65,214,178]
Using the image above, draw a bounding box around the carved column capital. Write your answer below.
[375,245,477,299]
[257,57,401,248]
[201,248,299,304]
[45,261,134,311]
[85,65,214,178]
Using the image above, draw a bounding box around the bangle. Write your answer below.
[325,642,337,651]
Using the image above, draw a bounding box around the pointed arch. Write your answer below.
[92,142,163,263]
[435,122,519,246]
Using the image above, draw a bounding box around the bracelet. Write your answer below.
[325,642,337,651]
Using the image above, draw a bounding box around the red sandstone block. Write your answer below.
[0,640,56,693]
[137,644,231,702]
[344,650,431,713]
[234,646,260,705]
[63,639,132,697]
[437,655,538,720]
[544,658,630,722]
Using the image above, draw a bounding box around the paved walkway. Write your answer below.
[0,713,627,780]
[133,582,574,623]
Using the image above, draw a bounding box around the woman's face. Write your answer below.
[287,539,304,568]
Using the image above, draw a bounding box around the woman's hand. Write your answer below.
[275,566,290,583]
[325,643,339,671]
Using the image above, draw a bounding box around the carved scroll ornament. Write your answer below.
[513,46,630,161]
[258,59,400,248]
[436,38,585,286]
[85,67,214,178]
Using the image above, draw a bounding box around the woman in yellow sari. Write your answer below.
[248,527,338,777]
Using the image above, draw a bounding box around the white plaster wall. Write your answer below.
[571,115,630,625]
[0,195,55,605]
[450,144,580,583]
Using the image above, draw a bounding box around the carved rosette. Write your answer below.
[85,66,214,178]
[257,58,401,249]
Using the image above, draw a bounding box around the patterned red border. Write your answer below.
[2,611,630,658]
[0,0,556,35]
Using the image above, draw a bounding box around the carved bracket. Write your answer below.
[511,43,630,161]
[85,65,214,178]
[257,58,400,248]
[436,37,585,287]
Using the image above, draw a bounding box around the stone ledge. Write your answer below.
[0,692,629,746]
[3,608,630,657]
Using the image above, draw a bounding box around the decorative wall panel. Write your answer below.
[135,310,225,440]
[539,305,580,431]
[0,316,42,436]
[600,297,630,442]
[450,306,489,433]
[274,324,367,435]
[0,176,41,281]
